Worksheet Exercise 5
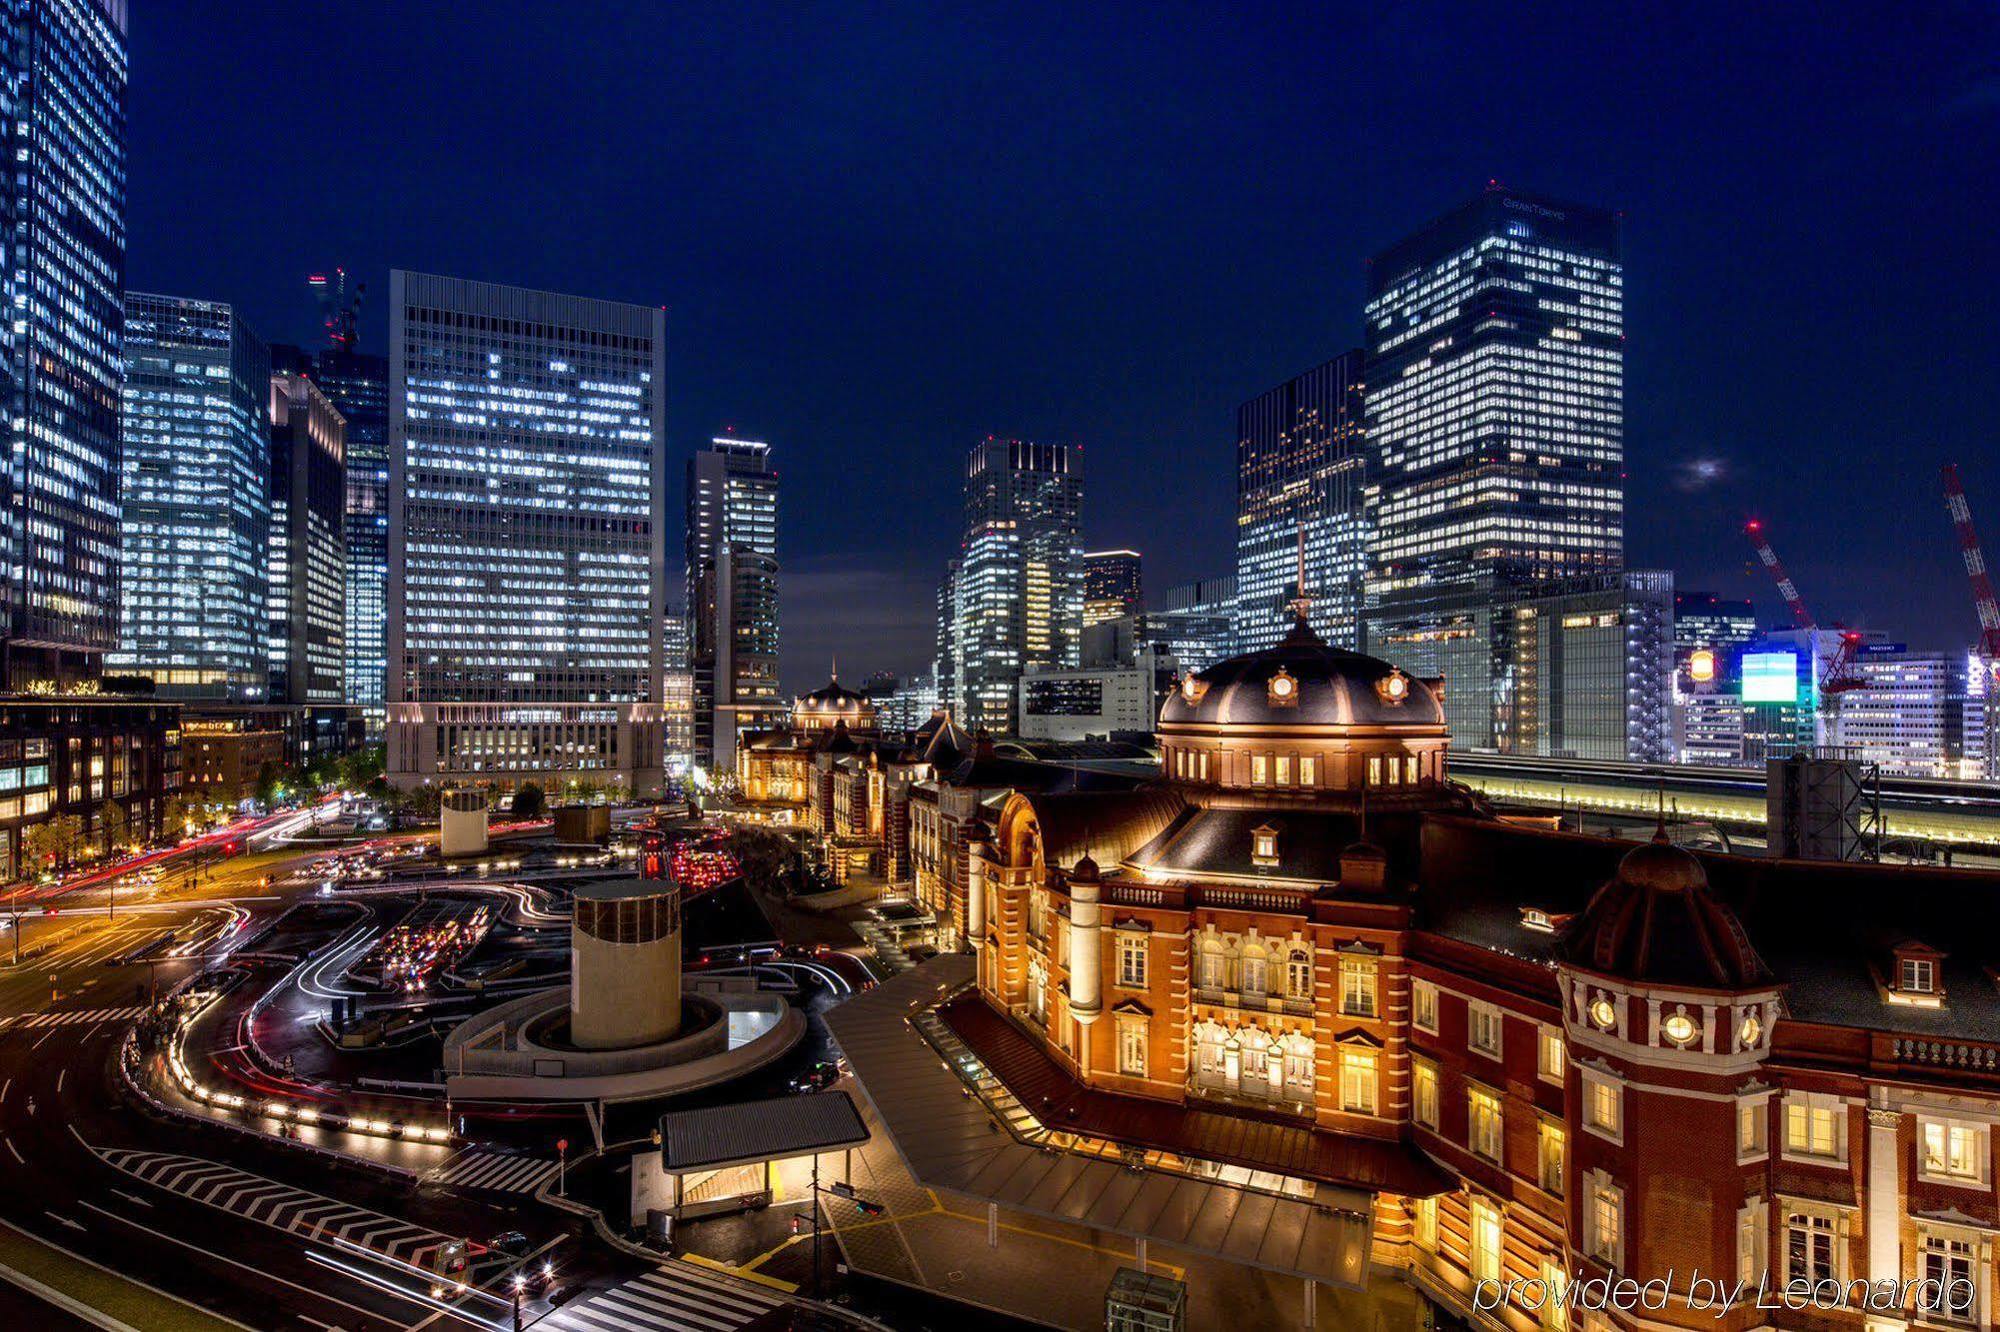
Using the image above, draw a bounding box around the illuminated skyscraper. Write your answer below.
[303,272,389,724]
[0,0,126,686]
[1082,549,1142,627]
[685,436,780,774]
[1363,184,1624,747]
[942,439,1082,733]
[267,370,346,705]
[110,295,272,700]
[386,272,667,790]
[1234,350,1367,651]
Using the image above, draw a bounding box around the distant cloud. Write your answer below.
[779,555,940,693]
[1672,454,1729,493]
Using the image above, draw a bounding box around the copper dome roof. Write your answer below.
[1158,616,1444,730]
[1557,831,1772,989]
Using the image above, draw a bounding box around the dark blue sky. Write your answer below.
[131,3,2000,691]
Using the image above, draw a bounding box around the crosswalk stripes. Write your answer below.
[426,1148,559,1195]
[95,1147,456,1265]
[538,1260,786,1332]
[13,1006,147,1028]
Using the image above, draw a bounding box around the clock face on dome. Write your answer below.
[1267,668,1298,706]
[1377,669,1409,704]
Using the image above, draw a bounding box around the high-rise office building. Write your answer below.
[1235,350,1368,651]
[386,272,667,790]
[685,437,780,774]
[1082,549,1142,627]
[305,271,389,724]
[267,370,346,704]
[1669,591,1758,765]
[1363,185,1624,749]
[0,0,127,687]
[660,604,693,769]
[110,295,272,700]
[1498,569,1673,763]
[941,439,1082,734]
[1148,576,1238,675]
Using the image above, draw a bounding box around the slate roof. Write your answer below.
[657,1091,869,1171]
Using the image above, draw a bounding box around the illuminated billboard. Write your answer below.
[1741,651,1799,704]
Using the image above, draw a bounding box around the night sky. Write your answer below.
[131,3,2000,692]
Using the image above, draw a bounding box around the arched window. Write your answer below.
[1282,1031,1315,1091]
[1286,948,1312,998]
[1026,957,1047,1022]
[1239,1027,1272,1085]
[1194,1021,1228,1084]
[1198,937,1226,991]
[1240,946,1267,996]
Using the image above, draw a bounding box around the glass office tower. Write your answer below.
[110,295,272,700]
[1363,184,1623,748]
[0,0,126,686]
[684,437,780,774]
[267,370,346,704]
[315,349,387,716]
[1234,350,1368,651]
[1082,549,1142,627]
[943,439,1083,734]
[386,272,667,792]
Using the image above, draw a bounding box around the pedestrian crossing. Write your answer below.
[95,1147,459,1267]
[425,1148,558,1195]
[538,1260,786,1332]
[6,1006,148,1029]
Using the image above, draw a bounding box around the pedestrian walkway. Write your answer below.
[537,1259,785,1332]
[424,1148,558,1196]
[95,1148,458,1267]
[850,919,912,974]
[6,1006,148,1029]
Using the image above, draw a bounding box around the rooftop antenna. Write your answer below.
[1286,525,1314,626]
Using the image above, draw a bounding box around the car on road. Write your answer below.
[789,1060,840,1093]
[489,1230,532,1257]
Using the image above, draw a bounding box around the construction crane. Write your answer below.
[1940,464,2000,669]
[1743,519,1866,701]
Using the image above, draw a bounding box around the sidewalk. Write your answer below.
[0,1217,251,1332]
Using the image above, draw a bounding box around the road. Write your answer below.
[0,827,606,1331]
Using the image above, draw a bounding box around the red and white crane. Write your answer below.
[1743,518,1866,699]
[1940,464,2000,671]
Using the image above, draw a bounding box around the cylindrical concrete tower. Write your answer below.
[1068,855,1102,1025]
[570,879,683,1049]
[439,788,489,858]
[965,825,991,950]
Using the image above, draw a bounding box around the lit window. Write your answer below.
[1589,1176,1624,1268]
[1468,1001,1502,1057]
[1299,755,1317,785]
[1240,949,1267,995]
[1920,1234,1976,1324]
[1538,1121,1566,1196]
[1920,1118,1988,1186]
[1116,934,1148,990]
[1468,1086,1503,1162]
[1470,1199,1503,1283]
[1412,979,1439,1034]
[1583,1073,1622,1142]
[1339,957,1377,1017]
[1367,755,1382,785]
[1117,1017,1147,1078]
[1900,956,1935,994]
[1537,1027,1565,1084]
[1413,1059,1439,1130]
[1737,1200,1767,1285]
[1340,1048,1378,1115]
[1251,824,1278,864]
[1250,754,1269,785]
[1539,1258,1569,1331]
[1412,1196,1437,1250]
[1275,754,1292,785]
[1285,948,1311,997]
[1785,1211,1837,1285]
[1783,1093,1843,1161]
[1737,1101,1768,1160]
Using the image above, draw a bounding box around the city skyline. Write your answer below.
[122,5,2000,687]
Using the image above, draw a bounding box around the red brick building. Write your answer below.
[960,613,2000,1329]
